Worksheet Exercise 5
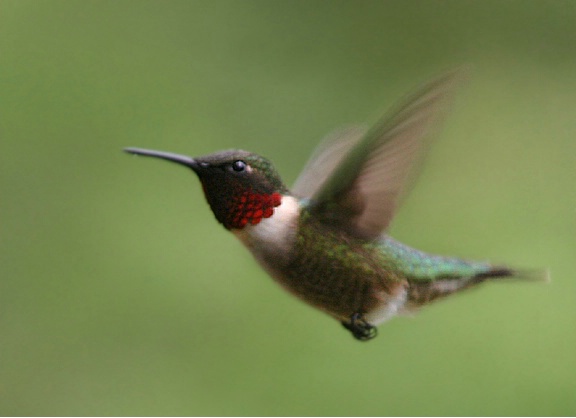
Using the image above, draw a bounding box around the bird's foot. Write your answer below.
[342,312,377,341]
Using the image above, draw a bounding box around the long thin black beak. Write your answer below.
[124,147,198,170]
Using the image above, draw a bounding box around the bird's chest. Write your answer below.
[233,196,300,270]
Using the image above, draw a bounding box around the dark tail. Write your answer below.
[407,267,550,307]
[472,267,551,284]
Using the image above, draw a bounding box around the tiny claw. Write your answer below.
[341,312,378,341]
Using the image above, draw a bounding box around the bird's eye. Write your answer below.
[232,160,246,172]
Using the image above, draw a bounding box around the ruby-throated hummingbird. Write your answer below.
[125,70,547,341]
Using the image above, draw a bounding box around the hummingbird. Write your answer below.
[125,70,547,341]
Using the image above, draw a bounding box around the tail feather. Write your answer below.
[473,267,551,283]
[407,267,550,307]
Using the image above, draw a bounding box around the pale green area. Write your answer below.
[1,1,575,415]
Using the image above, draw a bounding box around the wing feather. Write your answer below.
[307,68,467,239]
[292,126,366,199]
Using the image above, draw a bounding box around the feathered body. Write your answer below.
[125,69,547,340]
[234,195,511,332]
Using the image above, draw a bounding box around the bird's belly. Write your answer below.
[274,232,408,322]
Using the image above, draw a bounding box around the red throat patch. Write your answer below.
[227,191,282,229]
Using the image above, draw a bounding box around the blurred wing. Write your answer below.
[309,68,467,240]
[292,126,366,199]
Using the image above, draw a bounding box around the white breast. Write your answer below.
[233,195,300,267]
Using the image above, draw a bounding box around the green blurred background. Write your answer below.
[1,0,575,415]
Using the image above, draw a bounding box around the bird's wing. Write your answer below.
[304,69,466,240]
[292,126,366,199]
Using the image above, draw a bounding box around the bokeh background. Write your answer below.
[1,0,575,415]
